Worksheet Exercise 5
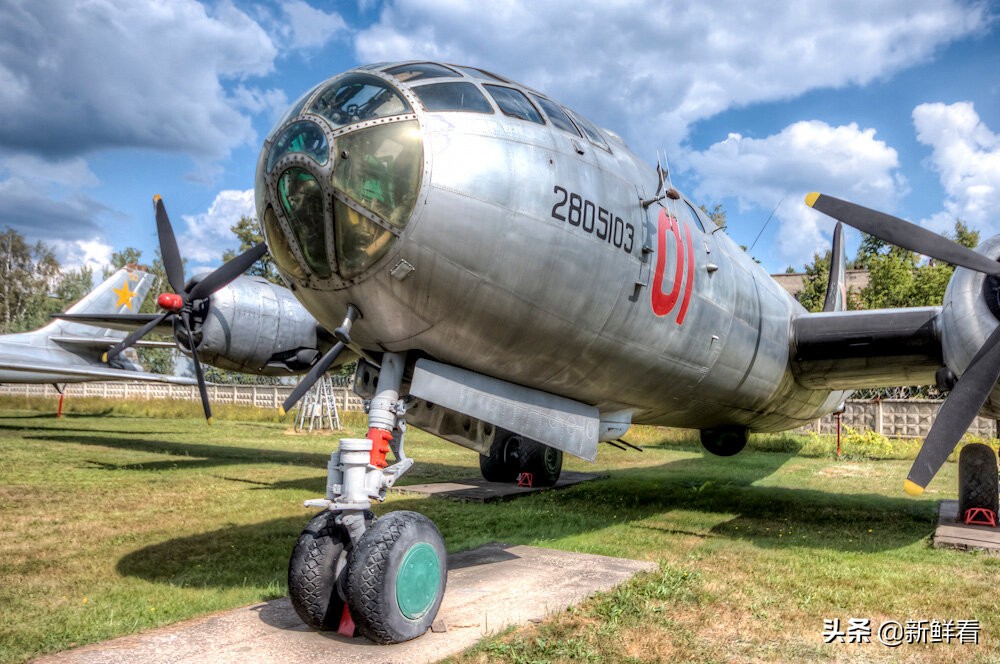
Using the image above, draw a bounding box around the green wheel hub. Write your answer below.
[395,542,440,619]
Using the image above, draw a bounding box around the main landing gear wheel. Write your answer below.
[958,443,999,516]
[479,431,521,482]
[480,432,563,486]
[517,437,563,487]
[345,510,447,644]
[700,426,749,457]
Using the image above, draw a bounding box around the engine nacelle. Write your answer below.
[180,275,326,375]
[939,235,1000,417]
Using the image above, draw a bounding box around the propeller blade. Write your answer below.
[181,313,212,424]
[102,311,171,363]
[905,324,1000,495]
[187,243,268,301]
[806,193,1000,275]
[154,195,187,295]
[279,341,346,416]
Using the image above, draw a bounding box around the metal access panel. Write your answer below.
[409,359,599,461]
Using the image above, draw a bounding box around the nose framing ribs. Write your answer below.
[255,72,424,288]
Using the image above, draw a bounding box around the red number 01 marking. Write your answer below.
[650,208,694,325]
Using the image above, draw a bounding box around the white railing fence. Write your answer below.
[0,381,365,412]
[1,383,996,439]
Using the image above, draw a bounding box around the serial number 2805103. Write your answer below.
[551,185,635,254]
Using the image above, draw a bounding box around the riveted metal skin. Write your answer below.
[254,62,859,438]
[185,274,330,376]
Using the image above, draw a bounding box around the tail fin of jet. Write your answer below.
[822,222,847,312]
[50,266,156,338]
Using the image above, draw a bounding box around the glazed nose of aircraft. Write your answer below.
[254,72,423,285]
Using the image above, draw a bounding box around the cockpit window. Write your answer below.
[384,62,461,82]
[531,95,581,136]
[265,120,328,174]
[675,199,706,233]
[276,167,332,278]
[565,109,611,151]
[484,85,544,124]
[456,66,506,82]
[307,73,410,130]
[412,82,493,113]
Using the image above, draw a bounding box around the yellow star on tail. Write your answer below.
[113,281,137,310]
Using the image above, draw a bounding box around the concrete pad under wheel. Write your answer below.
[393,470,606,502]
[32,543,656,664]
[933,500,1000,552]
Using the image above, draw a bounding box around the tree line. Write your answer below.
[795,220,978,312]
[0,217,280,383]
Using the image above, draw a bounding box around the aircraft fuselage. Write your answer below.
[258,62,846,435]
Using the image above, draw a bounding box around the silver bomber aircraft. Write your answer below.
[113,61,1000,644]
[0,266,197,387]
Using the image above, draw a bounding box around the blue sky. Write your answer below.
[0,0,997,276]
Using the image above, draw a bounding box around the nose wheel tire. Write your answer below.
[288,510,351,630]
[345,510,447,644]
[288,510,375,631]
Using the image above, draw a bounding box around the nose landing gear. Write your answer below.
[287,353,447,644]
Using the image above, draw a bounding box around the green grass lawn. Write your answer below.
[0,399,997,663]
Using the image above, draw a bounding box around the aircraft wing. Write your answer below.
[791,307,944,390]
[0,360,198,385]
[49,336,176,349]
[51,313,175,336]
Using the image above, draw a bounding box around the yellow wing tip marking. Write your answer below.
[101,352,108,363]
[153,194,162,203]
[206,417,213,426]
[805,192,820,208]
[278,407,286,417]
[903,479,924,497]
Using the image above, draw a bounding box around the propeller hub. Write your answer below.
[984,274,1000,322]
[157,293,184,312]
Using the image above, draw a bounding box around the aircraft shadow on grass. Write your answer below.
[115,451,940,594]
[23,431,335,472]
[21,428,489,488]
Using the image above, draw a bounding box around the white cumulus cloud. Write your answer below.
[178,189,256,265]
[0,0,278,162]
[278,0,349,50]
[353,0,989,151]
[913,101,1000,236]
[0,153,111,240]
[49,238,115,275]
[687,121,904,267]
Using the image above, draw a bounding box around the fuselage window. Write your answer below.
[412,82,494,113]
[483,85,544,124]
[565,109,611,152]
[532,95,581,136]
[384,62,461,82]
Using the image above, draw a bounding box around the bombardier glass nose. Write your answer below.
[255,73,421,285]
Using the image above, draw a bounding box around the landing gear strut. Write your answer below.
[287,353,447,643]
